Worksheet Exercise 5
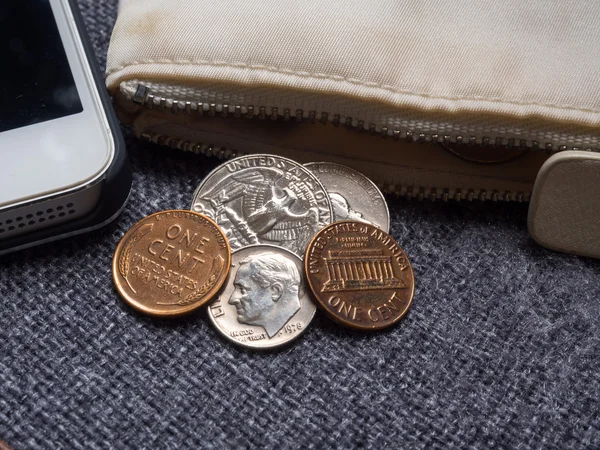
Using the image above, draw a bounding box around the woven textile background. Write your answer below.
[1,1,599,448]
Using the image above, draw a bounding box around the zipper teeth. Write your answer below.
[139,131,529,203]
[132,84,596,153]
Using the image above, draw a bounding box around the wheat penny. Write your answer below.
[112,210,231,317]
[305,221,415,330]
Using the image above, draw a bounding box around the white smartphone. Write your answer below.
[0,0,131,254]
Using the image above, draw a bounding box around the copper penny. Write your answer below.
[112,210,231,317]
[305,221,415,330]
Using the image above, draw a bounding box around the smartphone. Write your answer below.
[0,0,131,254]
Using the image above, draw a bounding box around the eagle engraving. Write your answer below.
[195,167,319,252]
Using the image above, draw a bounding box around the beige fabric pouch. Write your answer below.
[106,0,600,257]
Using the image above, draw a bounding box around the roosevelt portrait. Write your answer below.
[228,252,302,338]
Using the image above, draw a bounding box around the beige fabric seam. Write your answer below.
[106,59,600,114]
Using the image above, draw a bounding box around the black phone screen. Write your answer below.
[0,0,83,134]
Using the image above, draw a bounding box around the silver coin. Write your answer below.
[207,244,316,349]
[305,162,390,233]
[191,154,333,256]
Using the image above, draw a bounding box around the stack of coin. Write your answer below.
[113,154,415,349]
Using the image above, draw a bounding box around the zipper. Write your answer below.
[128,83,565,203]
[131,84,597,153]
[137,130,527,204]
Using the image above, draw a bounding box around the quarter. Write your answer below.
[305,221,415,330]
[112,210,231,317]
[208,244,316,349]
[305,162,390,232]
[191,154,333,256]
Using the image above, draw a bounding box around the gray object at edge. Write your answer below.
[208,244,316,349]
[305,162,390,233]
[191,154,333,256]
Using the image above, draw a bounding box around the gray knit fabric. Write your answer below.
[1,1,600,449]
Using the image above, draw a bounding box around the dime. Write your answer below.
[191,154,333,256]
[112,210,231,317]
[208,244,316,349]
[305,162,390,232]
[305,221,415,330]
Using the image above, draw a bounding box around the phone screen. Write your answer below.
[0,0,83,134]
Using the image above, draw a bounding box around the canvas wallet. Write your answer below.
[105,0,600,258]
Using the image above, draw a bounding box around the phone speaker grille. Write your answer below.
[0,202,77,238]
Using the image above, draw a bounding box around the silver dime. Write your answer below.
[305,162,390,232]
[207,244,316,349]
[191,154,333,256]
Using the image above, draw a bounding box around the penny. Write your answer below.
[305,221,415,330]
[112,210,231,317]
[191,154,333,256]
[305,162,390,232]
[208,244,316,349]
